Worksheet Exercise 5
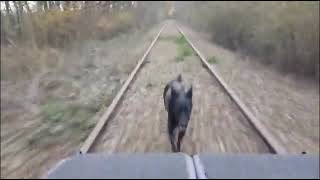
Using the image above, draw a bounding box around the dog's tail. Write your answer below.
[163,83,170,111]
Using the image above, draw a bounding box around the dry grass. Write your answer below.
[175,1,320,79]
[1,4,165,49]
[179,22,319,153]
[0,23,163,178]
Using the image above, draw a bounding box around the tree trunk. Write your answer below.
[4,1,15,27]
[63,1,71,11]
[12,1,22,37]
[24,1,38,49]
[4,1,11,15]
[17,1,24,39]
[17,1,24,21]
[71,1,78,10]
[36,1,44,11]
[55,1,61,10]
[101,1,111,13]
[43,1,48,11]
[84,1,90,9]
[48,1,54,9]
[24,1,31,13]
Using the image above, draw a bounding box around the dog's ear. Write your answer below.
[177,74,182,82]
[186,85,192,99]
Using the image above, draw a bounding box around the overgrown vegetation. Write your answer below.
[1,1,168,84]
[174,35,193,62]
[27,100,98,147]
[1,1,166,48]
[159,34,194,62]
[208,56,218,64]
[174,1,319,79]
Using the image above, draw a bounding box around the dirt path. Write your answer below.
[177,22,319,154]
[93,22,270,154]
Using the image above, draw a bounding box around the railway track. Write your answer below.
[79,21,286,155]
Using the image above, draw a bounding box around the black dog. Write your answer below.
[163,74,192,152]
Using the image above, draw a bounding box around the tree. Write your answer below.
[4,1,11,15]
[63,1,71,11]
[12,1,22,36]
[23,1,31,13]
[23,1,37,49]
[48,1,54,9]
[55,1,61,10]
[84,1,90,9]
[71,1,79,10]
[4,1,15,27]
[43,1,48,11]
[101,1,111,13]
[36,1,44,11]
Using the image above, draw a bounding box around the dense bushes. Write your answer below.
[32,9,79,47]
[1,2,166,48]
[175,1,319,79]
[2,9,126,48]
[1,2,167,84]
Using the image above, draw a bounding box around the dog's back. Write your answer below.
[163,74,190,111]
